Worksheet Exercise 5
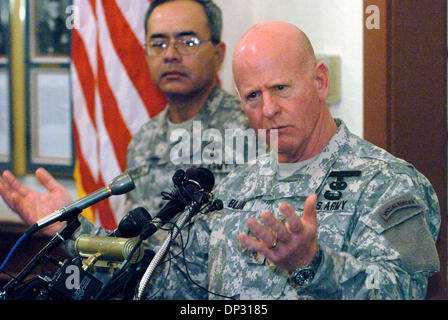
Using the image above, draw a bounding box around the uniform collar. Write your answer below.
[149,85,223,161]
[252,119,350,200]
[154,86,223,141]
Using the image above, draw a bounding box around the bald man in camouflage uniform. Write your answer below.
[141,21,440,300]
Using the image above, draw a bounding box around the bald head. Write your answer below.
[231,21,335,163]
[233,21,316,85]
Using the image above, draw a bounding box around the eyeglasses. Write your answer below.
[144,36,214,57]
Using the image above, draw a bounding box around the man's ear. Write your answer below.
[214,41,226,70]
[314,62,330,102]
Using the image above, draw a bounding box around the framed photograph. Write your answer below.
[28,0,72,63]
[0,0,10,170]
[0,0,9,63]
[27,67,73,172]
[0,68,10,164]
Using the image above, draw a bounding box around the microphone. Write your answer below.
[109,207,152,238]
[203,199,224,214]
[26,172,135,235]
[74,234,144,268]
[140,167,215,238]
[110,167,215,240]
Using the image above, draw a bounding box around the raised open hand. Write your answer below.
[238,194,318,271]
[0,168,73,236]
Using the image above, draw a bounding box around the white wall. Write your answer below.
[215,0,364,137]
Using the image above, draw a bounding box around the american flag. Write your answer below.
[70,0,165,230]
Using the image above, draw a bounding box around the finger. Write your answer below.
[246,217,277,248]
[238,233,272,258]
[260,211,290,243]
[279,202,303,234]
[35,168,64,193]
[1,170,32,197]
[238,233,261,251]
[302,194,318,230]
[0,172,24,211]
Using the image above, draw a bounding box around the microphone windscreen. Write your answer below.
[118,207,151,238]
[186,167,214,192]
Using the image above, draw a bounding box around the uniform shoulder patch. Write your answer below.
[378,194,422,221]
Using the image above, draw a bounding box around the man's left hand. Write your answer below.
[238,194,319,271]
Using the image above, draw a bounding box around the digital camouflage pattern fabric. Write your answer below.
[144,119,440,300]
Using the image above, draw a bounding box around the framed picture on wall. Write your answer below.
[0,0,11,170]
[0,69,10,165]
[28,68,73,170]
[28,0,72,63]
[0,0,9,63]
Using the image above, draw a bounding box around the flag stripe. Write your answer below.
[101,0,165,118]
[71,62,99,179]
[115,0,149,45]
[71,30,96,131]
[96,44,131,173]
[96,1,151,135]
[73,122,99,195]
[72,0,165,230]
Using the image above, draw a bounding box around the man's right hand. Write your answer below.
[0,168,73,236]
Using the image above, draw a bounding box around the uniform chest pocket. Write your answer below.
[316,208,356,251]
[209,208,289,299]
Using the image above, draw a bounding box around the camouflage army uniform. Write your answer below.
[144,119,440,300]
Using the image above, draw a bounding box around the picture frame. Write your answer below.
[0,68,10,164]
[27,67,73,172]
[28,0,72,64]
[0,0,11,170]
[0,0,9,63]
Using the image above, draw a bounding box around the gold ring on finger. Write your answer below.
[268,231,278,249]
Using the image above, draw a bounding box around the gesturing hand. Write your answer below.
[0,168,73,236]
[238,194,318,272]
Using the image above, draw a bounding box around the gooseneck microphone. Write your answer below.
[141,167,215,239]
[25,172,135,235]
[95,167,217,300]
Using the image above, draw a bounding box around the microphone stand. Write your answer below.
[0,209,82,300]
